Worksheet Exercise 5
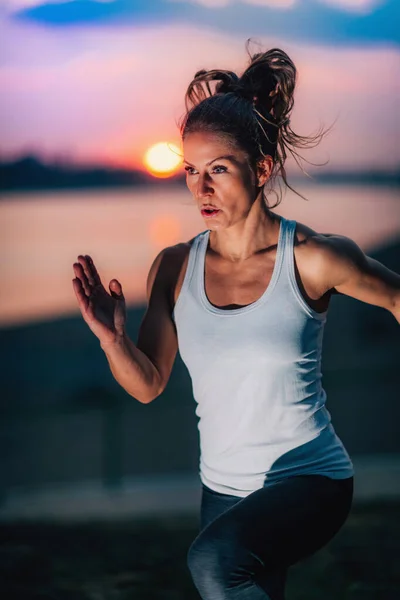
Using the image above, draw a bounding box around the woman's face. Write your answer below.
[182,131,266,231]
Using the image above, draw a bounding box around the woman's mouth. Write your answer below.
[201,208,221,218]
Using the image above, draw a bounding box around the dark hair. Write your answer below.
[179,40,334,208]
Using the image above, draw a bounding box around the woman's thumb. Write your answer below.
[109,279,124,298]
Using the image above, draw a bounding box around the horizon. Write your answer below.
[1,152,400,175]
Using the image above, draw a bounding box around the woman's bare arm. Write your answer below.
[135,246,181,400]
[101,246,179,403]
[310,234,400,323]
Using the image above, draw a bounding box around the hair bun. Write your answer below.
[214,72,240,95]
[233,84,256,102]
[216,79,256,104]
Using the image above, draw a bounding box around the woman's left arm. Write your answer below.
[319,234,400,324]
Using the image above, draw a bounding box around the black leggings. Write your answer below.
[187,474,354,599]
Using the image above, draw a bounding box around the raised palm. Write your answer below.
[72,254,126,346]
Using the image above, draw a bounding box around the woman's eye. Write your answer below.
[184,165,227,175]
[184,166,197,175]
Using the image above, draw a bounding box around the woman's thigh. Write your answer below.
[198,474,353,567]
[200,484,243,531]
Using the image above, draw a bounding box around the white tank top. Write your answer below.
[172,215,354,497]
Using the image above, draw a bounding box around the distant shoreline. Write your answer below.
[1,156,399,194]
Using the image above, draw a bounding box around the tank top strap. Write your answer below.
[275,216,295,283]
[177,229,208,301]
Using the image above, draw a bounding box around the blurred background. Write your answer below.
[0,0,399,598]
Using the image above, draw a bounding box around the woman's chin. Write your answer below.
[205,218,229,231]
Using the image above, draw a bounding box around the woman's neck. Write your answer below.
[208,198,281,263]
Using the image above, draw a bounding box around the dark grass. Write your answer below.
[1,501,400,600]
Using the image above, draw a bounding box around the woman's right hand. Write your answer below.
[72,254,126,347]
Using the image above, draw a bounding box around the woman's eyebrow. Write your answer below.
[183,155,236,166]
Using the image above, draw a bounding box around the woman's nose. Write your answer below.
[197,174,213,197]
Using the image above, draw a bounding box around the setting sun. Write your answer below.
[144,142,182,177]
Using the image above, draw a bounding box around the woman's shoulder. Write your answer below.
[290,217,339,251]
[161,231,203,264]
[290,218,350,298]
[149,231,205,306]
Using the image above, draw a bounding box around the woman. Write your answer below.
[72,45,400,599]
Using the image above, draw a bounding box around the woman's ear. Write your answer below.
[256,155,274,187]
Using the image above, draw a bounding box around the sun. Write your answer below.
[144,142,182,178]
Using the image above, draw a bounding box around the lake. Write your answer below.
[0,182,399,327]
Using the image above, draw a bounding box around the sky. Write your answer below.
[0,0,399,173]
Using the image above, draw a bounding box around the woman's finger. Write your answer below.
[72,277,89,313]
[109,279,124,298]
[77,255,96,287]
[73,261,91,296]
[85,255,102,287]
